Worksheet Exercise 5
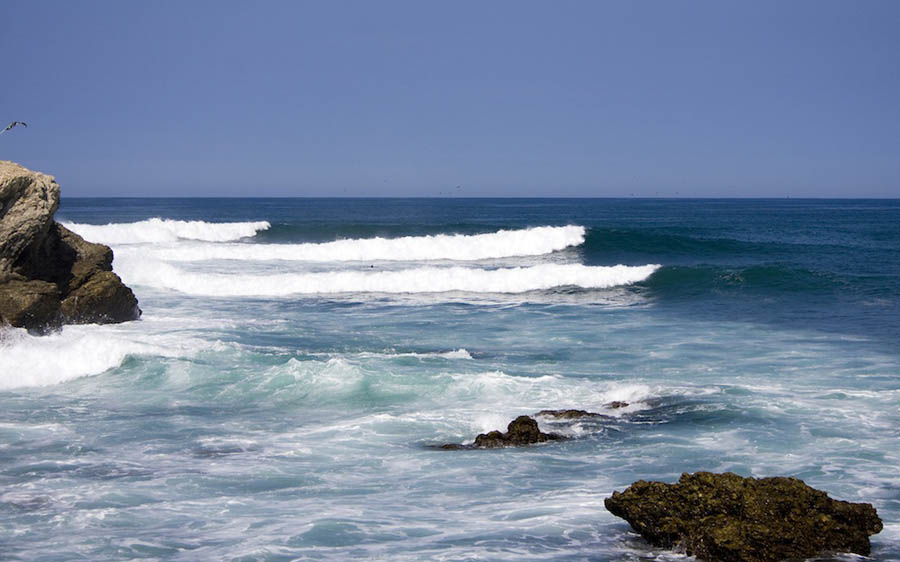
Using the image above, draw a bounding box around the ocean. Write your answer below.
[1,198,898,561]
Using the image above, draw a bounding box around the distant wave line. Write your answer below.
[115,261,661,296]
[62,218,271,244]
[113,225,587,262]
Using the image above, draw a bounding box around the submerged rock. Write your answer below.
[433,415,565,450]
[0,161,140,331]
[535,403,628,420]
[535,409,603,419]
[473,415,564,448]
[605,471,883,562]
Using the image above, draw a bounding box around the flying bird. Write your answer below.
[1,121,27,134]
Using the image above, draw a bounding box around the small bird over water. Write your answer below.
[1,121,27,134]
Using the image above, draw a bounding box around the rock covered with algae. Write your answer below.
[605,471,883,562]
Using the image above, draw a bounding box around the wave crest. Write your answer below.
[113,225,586,262]
[62,218,271,244]
[114,262,660,296]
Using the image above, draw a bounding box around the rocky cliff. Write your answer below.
[0,161,140,332]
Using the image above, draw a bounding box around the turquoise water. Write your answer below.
[2,198,899,561]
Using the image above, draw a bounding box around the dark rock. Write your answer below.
[605,471,883,562]
[61,270,140,324]
[473,415,564,448]
[606,401,629,409]
[536,409,604,419]
[0,276,60,331]
[432,443,472,450]
[0,161,140,331]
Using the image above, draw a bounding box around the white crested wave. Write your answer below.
[115,261,660,296]
[115,225,586,262]
[0,326,198,389]
[62,218,271,244]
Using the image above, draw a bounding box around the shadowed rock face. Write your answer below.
[0,161,140,332]
[605,471,883,562]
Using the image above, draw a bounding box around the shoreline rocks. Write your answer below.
[536,408,606,419]
[436,415,565,450]
[0,161,140,332]
[605,471,883,562]
[435,405,631,449]
[474,415,564,448]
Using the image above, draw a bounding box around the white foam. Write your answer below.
[0,325,198,389]
[62,218,270,244]
[114,261,660,296]
[356,349,474,360]
[117,225,586,262]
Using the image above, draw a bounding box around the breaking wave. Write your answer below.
[62,218,271,244]
[117,225,586,262]
[115,261,660,296]
[0,326,198,389]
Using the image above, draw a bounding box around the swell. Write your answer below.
[582,227,900,267]
[640,264,849,297]
[582,228,788,263]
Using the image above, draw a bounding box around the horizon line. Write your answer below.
[60,195,900,201]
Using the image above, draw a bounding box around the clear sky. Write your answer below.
[1,1,898,197]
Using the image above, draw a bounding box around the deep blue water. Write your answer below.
[2,198,898,561]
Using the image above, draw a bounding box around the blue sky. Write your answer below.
[2,1,898,197]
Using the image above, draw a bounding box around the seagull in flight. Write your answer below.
[1,121,27,134]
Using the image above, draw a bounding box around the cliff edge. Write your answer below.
[0,161,140,331]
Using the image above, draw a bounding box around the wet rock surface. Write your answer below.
[0,161,140,331]
[605,471,883,562]
[435,415,565,449]
[535,409,604,419]
[473,415,564,448]
[435,404,638,449]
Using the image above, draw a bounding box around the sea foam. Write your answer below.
[114,262,661,296]
[0,326,197,389]
[62,218,271,244]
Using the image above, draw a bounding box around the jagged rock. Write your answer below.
[605,471,883,562]
[0,162,58,273]
[473,415,564,448]
[607,401,629,408]
[0,161,140,331]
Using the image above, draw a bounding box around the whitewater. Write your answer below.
[2,198,899,561]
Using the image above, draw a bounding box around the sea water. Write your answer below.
[1,198,898,561]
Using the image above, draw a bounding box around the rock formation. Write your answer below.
[0,161,140,332]
[535,409,605,419]
[435,415,565,449]
[473,415,564,448]
[605,471,883,562]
